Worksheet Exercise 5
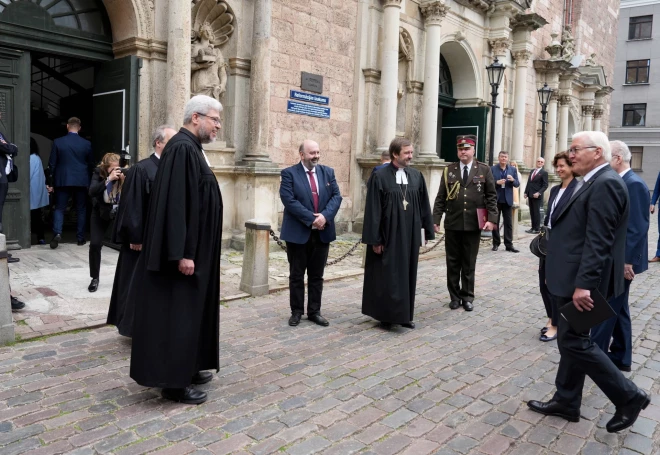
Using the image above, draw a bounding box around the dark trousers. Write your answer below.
[538,258,557,325]
[551,294,638,410]
[53,186,87,240]
[656,210,660,257]
[31,208,46,241]
[445,229,481,303]
[492,202,513,248]
[0,182,8,230]
[89,208,112,279]
[286,230,330,316]
[529,197,542,230]
[591,279,633,368]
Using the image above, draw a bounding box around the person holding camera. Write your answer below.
[88,153,124,292]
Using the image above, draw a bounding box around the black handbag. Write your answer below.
[529,226,548,258]
[7,163,18,183]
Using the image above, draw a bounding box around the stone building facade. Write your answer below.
[0,0,621,247]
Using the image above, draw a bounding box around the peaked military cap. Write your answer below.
[456,135,477,149]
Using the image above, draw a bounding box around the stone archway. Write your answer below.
[102,0,153,42]
[439,40,481,102]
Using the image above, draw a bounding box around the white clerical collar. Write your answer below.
[582,162,609,182]
[394,167,408,184]
[619,168,631,178]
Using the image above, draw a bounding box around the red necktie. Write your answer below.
[532,169,538,180]
[308,171,319,213]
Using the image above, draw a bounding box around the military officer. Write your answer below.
[433,135,498,311]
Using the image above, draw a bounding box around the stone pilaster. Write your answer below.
[419,1,449,158]
[558,95,571,153]
[377,0,402,151]
[165,1,191,127]
[544,92,559,170]
[582,105,595,131]
[593,109,604,132]
[511,50,531,163]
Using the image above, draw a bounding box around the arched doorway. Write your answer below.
[436,40,488,163]
[0,0,139,249]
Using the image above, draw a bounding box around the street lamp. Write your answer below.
[537,83,553,159]
[486,58,506,166]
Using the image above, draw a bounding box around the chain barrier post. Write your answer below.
[0,234,15,345]
[240,220,272,296]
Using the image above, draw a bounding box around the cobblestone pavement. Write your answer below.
[2,225,660,454]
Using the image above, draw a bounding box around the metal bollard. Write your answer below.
[239,219,272,296]
[0,234,15,345]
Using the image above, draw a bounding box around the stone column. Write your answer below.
[511,51,531,163]
[377,0,402,151]
[558,95,571,152]
[582,105,594,131]
[244,0,274,164]
[165,0,191,127]
[489,38,510,157]
[419,1,449,157]
[593,109,604,132]
[544,93,559,169]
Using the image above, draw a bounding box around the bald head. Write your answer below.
[299,140,320,169]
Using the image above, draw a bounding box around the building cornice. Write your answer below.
[620,0,660,9]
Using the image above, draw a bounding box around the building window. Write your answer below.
[623,104,647,126]
[626,60,650,84]
[630,146,643,171]
[629,15,653,40]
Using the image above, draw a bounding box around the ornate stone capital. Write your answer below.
[560,95,572,106]
[582,105,595,116]
[489,37,512,57]
[513,50,531,66]
[550,92,560,103]
[593,109,604,119]
[420,1,450,26]
[382,0,402,7]
[454,0,490,13]
[511,12,548,32]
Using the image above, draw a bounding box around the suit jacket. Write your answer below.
[280,163,342,244]
[545,165,629,299]
[651,171,660,206]
[49,132,93,187]
[622,170,650,274]
[491,164,520,206]
[543,178,578,227]
[371,162,390,175]
[525,167,549,197]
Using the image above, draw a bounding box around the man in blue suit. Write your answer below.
[48,117,93,249]
[371,150,390,175]
[491,151,520,252]
[650,171,660,262]
[280,140,342,327]
[591,140,649,372]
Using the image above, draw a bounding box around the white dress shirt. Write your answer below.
[574,162,610,194]
[461,161,473,179]
[301,162,319,190]
[619,168,631,178]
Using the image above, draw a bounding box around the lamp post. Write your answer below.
[537,83,553,159]
[486,57,505,166]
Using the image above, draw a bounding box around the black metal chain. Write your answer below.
[419,234,445,255]
[269,230,287,253]
[326,239,363,266]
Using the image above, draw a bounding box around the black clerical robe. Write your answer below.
[362,165,434,324]
[129,128,223,388]
[107,153,159,337]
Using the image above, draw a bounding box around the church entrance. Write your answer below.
[0,0,139,249]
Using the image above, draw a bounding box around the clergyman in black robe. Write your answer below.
[128,95,223,405]
[362,138,435,330]
[107,125,177,337]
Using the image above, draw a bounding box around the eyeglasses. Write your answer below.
[568,145,598,154]
[196,113,221,125]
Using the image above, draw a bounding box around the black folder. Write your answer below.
[559,289,616,333]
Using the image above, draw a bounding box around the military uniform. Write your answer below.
[433,136,498,309]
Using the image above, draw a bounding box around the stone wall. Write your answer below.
[270,0,359,200]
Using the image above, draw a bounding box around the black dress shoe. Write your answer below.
[308,314,329,326]
[462,301,474,312]
[77,239,86,246]
[50,234,61,249]
[88,278,99,293]
[11,296,25,310]
[449,300,461,310]
[541,327,549,334]
[606,390,650,433]
[401,322,415,329]
[162,386,207,405]
[288,313,302,326]
[527,400,580,422]
[612,362,632,372]
[540,332,557,342]
[506,247,520,253]
[380,322,393,330]
[492,245,499,251]
[7,255,19,263]
[192,371,214,385]
[525,229,535,234]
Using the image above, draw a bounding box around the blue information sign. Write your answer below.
[290,90,329,105]
[287,100,331,119]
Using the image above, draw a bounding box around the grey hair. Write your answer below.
[183,95,223,125]
[151,124,176,148]
[572,131,611,161]
[610,140,632,163]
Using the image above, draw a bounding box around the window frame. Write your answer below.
[622,103,647,127]
[625,59,651,84]
[630,146,644,171]
[628,15,653,40]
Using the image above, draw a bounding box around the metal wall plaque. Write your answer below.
[287,100,330,119]
[290,90,329,105]
[301,72,323,94]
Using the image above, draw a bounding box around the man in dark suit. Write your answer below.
[48,117,93,249]
[524,156,548,234]
[491,151,520,252]
[280,140,342,327]
[649,171,660,262]
[591,140,649,372]
[528,131,650,434]
[371,150,390,175]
